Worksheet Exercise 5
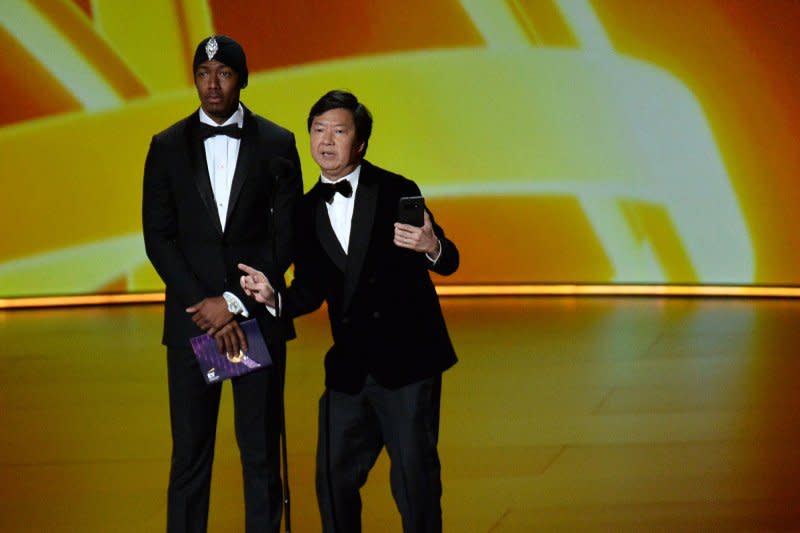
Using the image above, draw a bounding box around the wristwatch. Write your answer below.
[222,292,245,316]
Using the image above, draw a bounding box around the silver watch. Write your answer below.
[223,292,242,314]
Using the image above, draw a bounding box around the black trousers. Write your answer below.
[316,374,443,533]
[165,341,285,533]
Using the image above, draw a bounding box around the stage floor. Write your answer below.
[2,296,800,532]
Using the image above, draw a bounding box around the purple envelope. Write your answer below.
[190,319,272,384]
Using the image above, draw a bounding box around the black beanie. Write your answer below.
[192,35,249,88]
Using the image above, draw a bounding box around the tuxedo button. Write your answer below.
[368,276,376,285]
[342,317,351,325]
[372,311,381,319]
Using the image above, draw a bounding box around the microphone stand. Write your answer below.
[270,162,291,533]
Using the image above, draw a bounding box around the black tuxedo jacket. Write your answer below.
[143,104,302,347]
[283,160,458,393]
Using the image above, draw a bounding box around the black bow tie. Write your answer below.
[198,123,242,140]
[318,179,353,203]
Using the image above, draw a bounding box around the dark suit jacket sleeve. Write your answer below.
[142,134,206,307]
[281,272,326,320]
[428,207,459,276]
[403,179,459,277]
[278,196,327,319]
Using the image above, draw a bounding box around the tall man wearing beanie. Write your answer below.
[142,35,302,533]
[240,90,458,532]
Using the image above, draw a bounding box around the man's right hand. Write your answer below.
[239,263,276,306]
[186,296,233,335]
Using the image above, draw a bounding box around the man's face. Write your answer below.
[309,108,365,180]
[194,60,241,123]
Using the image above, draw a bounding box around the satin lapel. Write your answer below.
[224,108,253,229]
[343,169,378,311]
[314,189,347,272]
[186,117,222,235]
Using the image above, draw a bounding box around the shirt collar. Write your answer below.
[198,103,244,128]
[320,164,361,191]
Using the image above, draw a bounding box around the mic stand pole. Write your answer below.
[271,164,291,533]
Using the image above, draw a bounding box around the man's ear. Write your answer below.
[357,140,366,154]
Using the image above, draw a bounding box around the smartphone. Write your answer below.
[398,196,425,227]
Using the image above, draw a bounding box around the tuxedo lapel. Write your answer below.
[343,164,378,311]
[225,106,254,228]
[186,117,223,235]
[314,196,347,271]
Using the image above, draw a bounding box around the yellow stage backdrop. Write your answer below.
[1,0,799,297]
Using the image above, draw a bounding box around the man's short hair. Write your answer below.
[307,90,373,154]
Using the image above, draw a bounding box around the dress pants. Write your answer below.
[316,374,443,533]
[165,341,285,533]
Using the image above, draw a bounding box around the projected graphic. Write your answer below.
[1,0,796,298]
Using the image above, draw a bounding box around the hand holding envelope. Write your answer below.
[190,319,272,384]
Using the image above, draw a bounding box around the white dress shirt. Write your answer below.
[199,104,243,232]
[198,105,248,316]
[321,166,361,253]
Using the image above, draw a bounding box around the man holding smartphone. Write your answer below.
[239,89,458,532]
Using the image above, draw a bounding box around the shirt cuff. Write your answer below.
[425,238,442,265]
[222,291,250,318]
[265,292,281,317]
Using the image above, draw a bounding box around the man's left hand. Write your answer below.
[213,320,248,356]
[186,296,233,335]
[394,211,440,256]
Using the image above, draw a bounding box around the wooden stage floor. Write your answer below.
[1,296,800,532]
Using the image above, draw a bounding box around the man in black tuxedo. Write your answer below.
[142,35,302,533]
[239,90,458,532]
